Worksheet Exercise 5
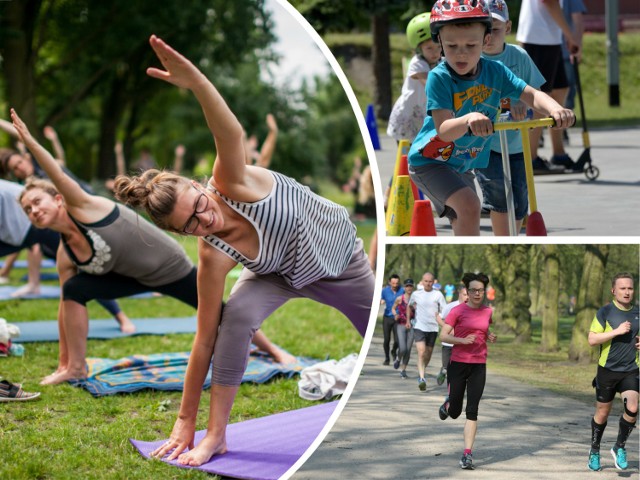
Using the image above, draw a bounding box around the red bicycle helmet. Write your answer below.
[430,0,492,41]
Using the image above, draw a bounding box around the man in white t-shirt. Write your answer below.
[408,272,446,391]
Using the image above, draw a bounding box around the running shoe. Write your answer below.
[611,447,628,470]
[587,450,602,472]
[437,368,446,386]
[393,358,400,370]
[550,153,575,169]
[532,156,563,174]
[400,370,407,379]
[418,378,426,391]
[383,359,390,366]
[459,452,474,470]
[439,398,449,420]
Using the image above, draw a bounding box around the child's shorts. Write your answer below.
[409,163,476,221]
[475,150,528,220]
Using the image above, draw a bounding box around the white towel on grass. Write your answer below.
[298,353,358,401]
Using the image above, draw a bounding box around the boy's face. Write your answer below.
[484,19,511,55]
[419,40,441,67]
[439,23,489,76]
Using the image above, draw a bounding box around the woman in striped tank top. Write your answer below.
[114,36,375,466]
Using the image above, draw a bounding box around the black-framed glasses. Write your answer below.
[468,288,485,295]
[182,186,209,234]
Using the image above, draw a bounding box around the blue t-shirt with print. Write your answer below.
[482,44,545,154]
[408,57,527,173]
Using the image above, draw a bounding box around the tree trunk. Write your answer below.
[506,245,532,342]
[96,75,127,179]
[1,0,41,137]
[485,245,505,328]
[371,12,391,121]
[541,244,560,352]
[568,245,609,362]
[486,245,531,340]
[529,247,542,316]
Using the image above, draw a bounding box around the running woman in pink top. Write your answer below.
[437,272,497,470]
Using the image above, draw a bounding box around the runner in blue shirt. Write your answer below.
[381,274,404,366]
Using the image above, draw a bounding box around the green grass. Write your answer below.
[487,316,597,405]
[325,32,640,128]
[0,230,371,479]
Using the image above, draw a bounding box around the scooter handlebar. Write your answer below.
[492,117,556,131]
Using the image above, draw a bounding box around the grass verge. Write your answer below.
[0,228,371,479]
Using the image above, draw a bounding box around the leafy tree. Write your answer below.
[289,0,408,120]
[541,244,560,352]
[486,245,531,341]
[569,244,610,362]
[1,0,365,188]
[1,0,275,178]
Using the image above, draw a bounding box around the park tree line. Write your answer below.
[290,0,523,120]
[384,244,639,362]
[0,0,365,186]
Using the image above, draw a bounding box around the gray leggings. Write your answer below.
[212,239,374,386]
[395,323,414,366]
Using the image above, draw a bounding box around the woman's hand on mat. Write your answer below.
[147,35,207,91]
[150,417,195,460]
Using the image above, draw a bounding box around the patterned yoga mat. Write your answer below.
[70,350,319,397]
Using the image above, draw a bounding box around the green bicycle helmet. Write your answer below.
[406,12,432,49]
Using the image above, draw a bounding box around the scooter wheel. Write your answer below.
[585,166,599,181]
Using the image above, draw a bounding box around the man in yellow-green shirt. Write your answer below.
[587,273,639,472]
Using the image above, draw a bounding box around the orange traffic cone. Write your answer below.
[410,199,437,236]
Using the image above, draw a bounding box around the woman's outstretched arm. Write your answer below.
[11,109,89,207]
[11,109,112,221]
[146,35,247,188]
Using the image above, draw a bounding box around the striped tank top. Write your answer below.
[202,171,356,289]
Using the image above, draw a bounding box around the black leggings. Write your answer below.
[0,226,59,258]
[382,315,398,361]
[447,361,486,421]
[1,227,124,316]
[62,268,198,309]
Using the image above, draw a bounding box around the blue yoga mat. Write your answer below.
[0,285,157,301]
[0,259,56,269]
[12,317,198,342]
[131,401,337,480]
[20,272,59,281]
[71,350,319,397]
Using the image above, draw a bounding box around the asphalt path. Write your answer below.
[374,126,640,236]
[294,333,639,479]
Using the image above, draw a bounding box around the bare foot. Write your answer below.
[10,283,40,298]
[177,434,227,466]
[40,366,65,383]
[40,367,87,385]
[116,314,136,334]
[272,349,297,365]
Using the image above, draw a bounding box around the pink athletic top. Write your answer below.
[445,303,493,364]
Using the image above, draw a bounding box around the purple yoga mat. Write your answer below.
[130,401,337,480]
